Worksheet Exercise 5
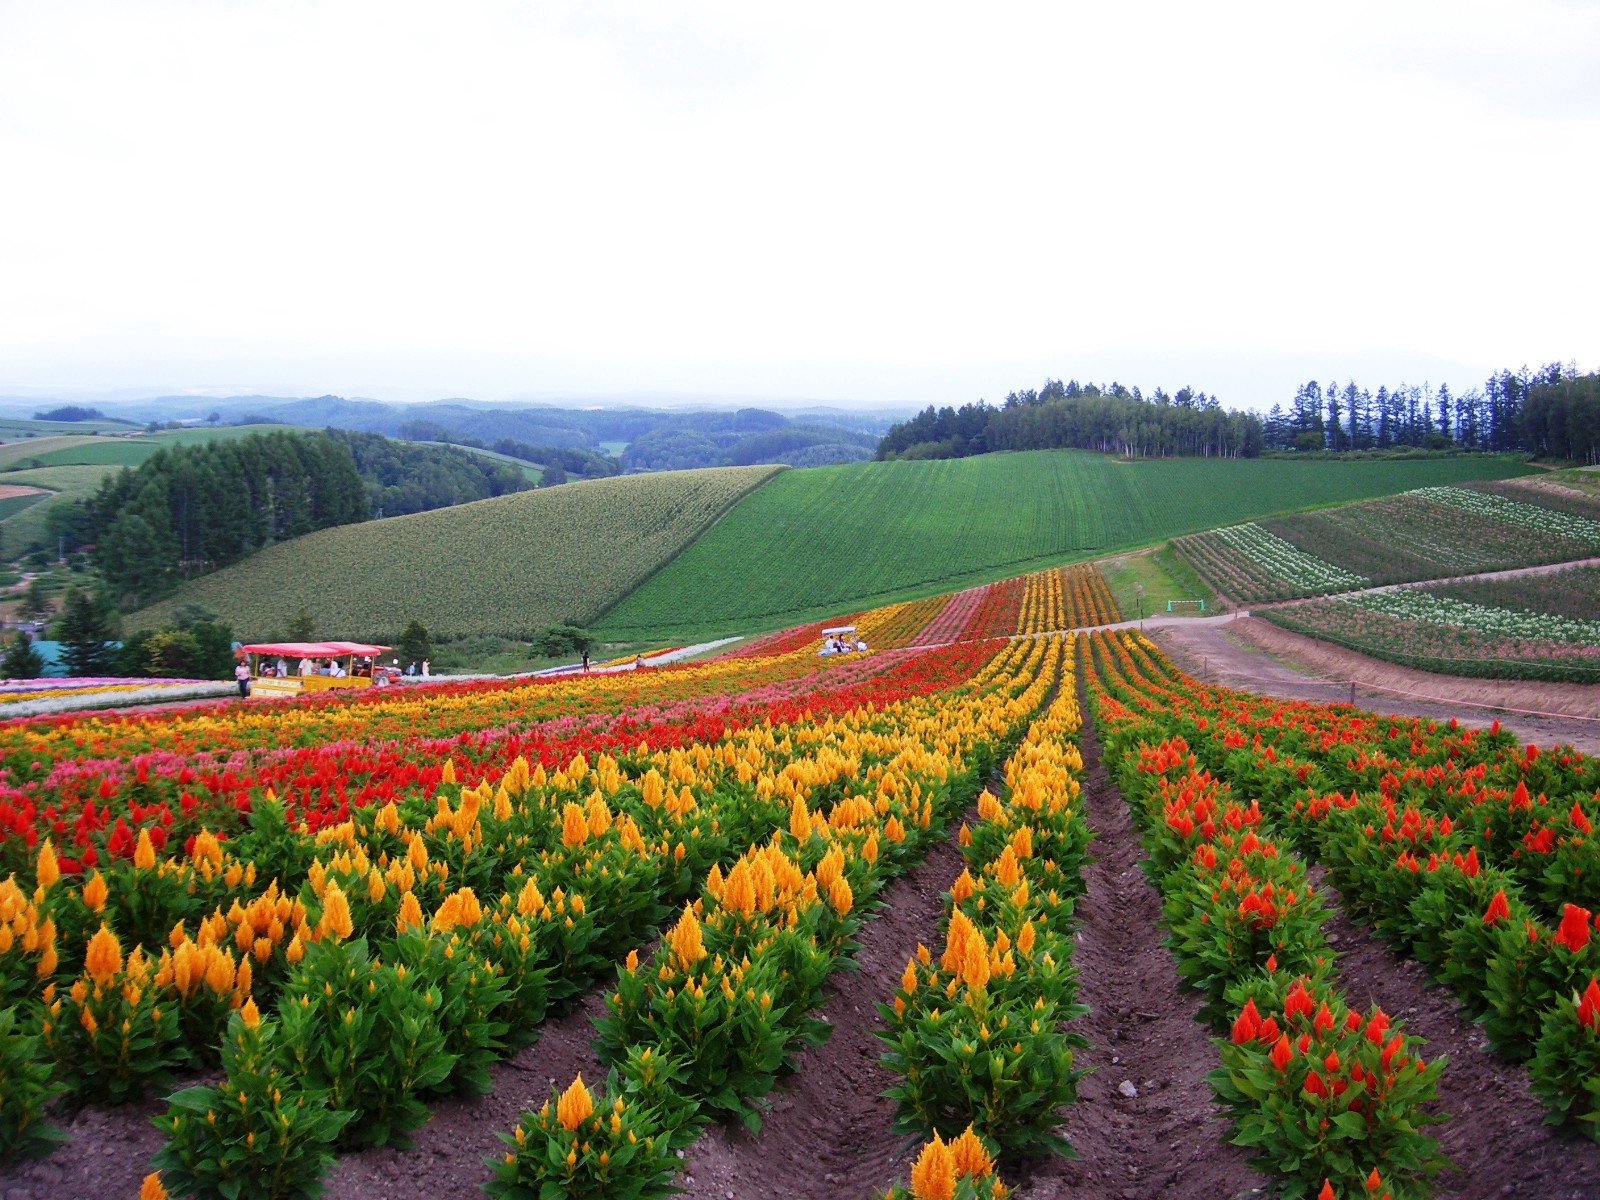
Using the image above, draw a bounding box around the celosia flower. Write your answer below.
[908,1132,956,1200]
[1553,904,1592,954]
[1577,976,1600,1032]
[35,839,59,891]
[1483,890,1511,926]
[668,906,705,969]
[948,1124,995,1179]
[84,924,122,986]
[557,1074,594,1131]
[140,1173,169,1200]
[319,884,354,941]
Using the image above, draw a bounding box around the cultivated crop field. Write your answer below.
[0,465,122,558]
[598,451,1531,641]
[3,592,1598,1200]
[1174,484,1600,604]
[1262,563,1600,683]
[131,466,781,640]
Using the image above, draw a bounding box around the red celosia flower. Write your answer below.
[1482,890,1511,926]
[1283,979,1314,1022]
[1303,1070,1328,1098]
[1577,977,1600,1032]
[1554,904,1593,955]
[1232,1000,1261,1045]
[1270,1034,1293,1071]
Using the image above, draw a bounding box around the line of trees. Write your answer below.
[878,380,1264,461]
[1264,363,1598,461]
[879,363,1599,465]
[60,430,532,607]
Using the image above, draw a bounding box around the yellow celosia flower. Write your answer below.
[396,892,424,933]
[134,828,157,871]
[319,884,354,941]
[84,924,122,986]
[668,907,705,970]
[561,803,589,848]
[82,871,108,914]
[240,998,261,1029]
[35,839,59,890]
[829,875,853,917]
[557,1074,594,1132]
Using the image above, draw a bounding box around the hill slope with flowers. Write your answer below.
[3,560,1598,1200]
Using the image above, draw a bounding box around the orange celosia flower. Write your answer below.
[908,1132,956,1200]
[948,1125,995,1179]
[134,828,157,871]
[1578,976,1600,1032]
[319,884,354,942]
[557,1074,594,1131]
[84,924,122,986]
[140,1172,169,1200]
[240,998,261,1030]
[82,871,109,914]
[561,803,589,848]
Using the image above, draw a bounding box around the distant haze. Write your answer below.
[2,2,1595,413]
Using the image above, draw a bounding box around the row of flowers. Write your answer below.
[1346,588,1600,647]
[1409,486,1600,548]
[482,634,1058,1199]
[1087,630,1450,1198]
[1207,524,1370,594]
[877,633,1088,1194]
[1088,629,1600,1144]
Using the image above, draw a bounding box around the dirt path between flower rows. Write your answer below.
[1011,667,1263,1200]
[1147,618,1600,753]
[1309,866,1600,1199]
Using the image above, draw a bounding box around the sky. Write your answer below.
[1,0,1597,413]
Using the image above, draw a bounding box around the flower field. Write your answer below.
[1262,563,1600,683]
[6,562,1600,1199]
[1173,483,1600,606]
[1085,630,1600,1163]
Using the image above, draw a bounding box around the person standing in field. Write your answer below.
[582,649,590,673]
[234,660,251,698]
[299,656,314,677]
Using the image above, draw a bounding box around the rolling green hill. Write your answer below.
[595,451,1534,641]
[129,466,780,640]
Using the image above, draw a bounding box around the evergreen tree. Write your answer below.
[56,587,119,677]
[394,620,432,672]
[2,631,45,679]
[286,607,316,641]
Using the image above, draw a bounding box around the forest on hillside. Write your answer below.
[57,430,530,605]
[878,362,1600,464]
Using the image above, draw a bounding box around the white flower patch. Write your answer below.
[1349,589,1600,645]
[1209,524,1369,592]
[1408,487,1600,544]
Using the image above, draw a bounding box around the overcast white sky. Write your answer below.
[1,1,1596,411]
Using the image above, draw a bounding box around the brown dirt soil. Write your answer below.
[1310,866,1600,1199]
[0,484,47,499]
[1149,617,1600,754]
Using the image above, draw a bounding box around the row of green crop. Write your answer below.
[598,453,1532,639]
[1087,631,1448,1199]
[1090,629,1600,1144]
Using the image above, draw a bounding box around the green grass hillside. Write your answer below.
[596,450,1534,640]
[129,465,780,640]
